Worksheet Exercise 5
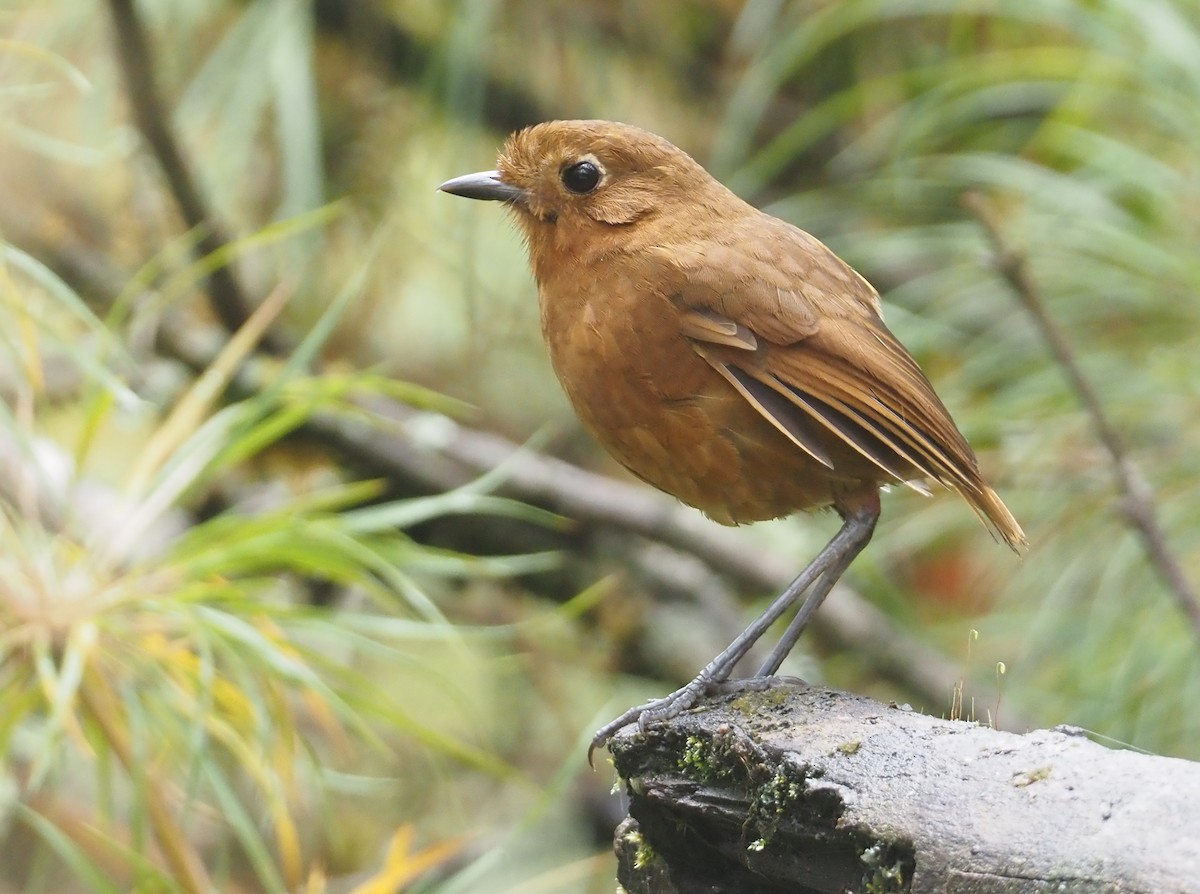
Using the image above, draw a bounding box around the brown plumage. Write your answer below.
[440,119,1024,758]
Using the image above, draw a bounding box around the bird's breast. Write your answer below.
[538,262,841,524]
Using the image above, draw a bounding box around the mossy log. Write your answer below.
[607,680,1200,894]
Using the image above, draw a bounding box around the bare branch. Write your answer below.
[964,191,1200,641]
[104,0,265,340]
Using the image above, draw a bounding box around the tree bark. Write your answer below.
[608,680,1200,894]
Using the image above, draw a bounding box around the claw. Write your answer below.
[588,680,715,767]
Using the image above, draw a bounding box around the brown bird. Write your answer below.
[439,120,1024,759]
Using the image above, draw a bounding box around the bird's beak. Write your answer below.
[438,170,526,204]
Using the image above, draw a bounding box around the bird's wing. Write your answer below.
[653,213,881,346]
[656,219,1025,548]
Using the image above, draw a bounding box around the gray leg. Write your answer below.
[588,498,879,765]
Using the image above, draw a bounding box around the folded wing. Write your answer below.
[661,217,1026,550]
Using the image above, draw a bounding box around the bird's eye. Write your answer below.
[561,160,602,194]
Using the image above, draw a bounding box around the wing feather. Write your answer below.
[692,343,834,469]
[678,308,759,351]
[656,214,1025,549]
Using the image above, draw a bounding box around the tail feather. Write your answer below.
[966,484,1026,552]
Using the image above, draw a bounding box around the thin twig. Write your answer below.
[105,0,264,340]
[964,191,1200,641]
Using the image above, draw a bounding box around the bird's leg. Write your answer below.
[589,491,880,763]
[751,568,842,677]
[755,494,879,676]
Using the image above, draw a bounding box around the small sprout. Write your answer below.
[993,661,1008,728]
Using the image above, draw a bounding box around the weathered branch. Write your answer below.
[610,680,1200,894]
[964,191,1200,642]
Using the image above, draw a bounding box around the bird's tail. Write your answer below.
[966,485,1027,552]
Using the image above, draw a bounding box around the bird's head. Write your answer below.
[439,120,743,257]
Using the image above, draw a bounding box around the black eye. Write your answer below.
[561,160,601,194]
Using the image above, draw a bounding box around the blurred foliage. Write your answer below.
[1,0,1199,890]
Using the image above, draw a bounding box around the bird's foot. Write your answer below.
[711,673,808,695]
[588,674,812,766]
[588,675,713,766]
[709,677,773,698]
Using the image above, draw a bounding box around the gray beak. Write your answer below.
[438,170,526,204]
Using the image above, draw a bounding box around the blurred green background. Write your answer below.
[2,0,1199,891]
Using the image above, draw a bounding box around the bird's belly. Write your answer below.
[548,312,845,524]
[596,396,842,525]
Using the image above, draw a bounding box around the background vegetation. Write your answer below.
[1,0,1198,890]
